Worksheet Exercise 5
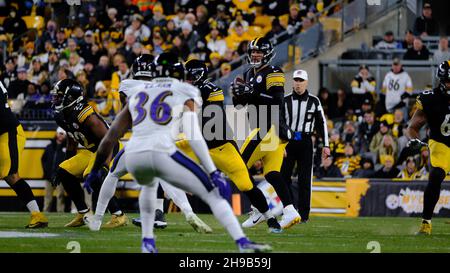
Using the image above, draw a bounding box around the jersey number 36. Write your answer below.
[133,91,173,126]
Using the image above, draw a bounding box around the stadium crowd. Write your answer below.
[0,0,447,183]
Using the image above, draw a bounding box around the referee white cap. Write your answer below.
[293,69,308,81]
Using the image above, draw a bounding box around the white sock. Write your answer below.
[79,208,89,214]
[140,184,157,239]
[95,174,120,217]
[422,219,431,224]
[160,181,193,216]
[156,198,164,212]
[203,191,245,241]
[26,200,39,213]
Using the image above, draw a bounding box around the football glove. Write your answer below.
[210,170,231,200]
[83,165,109,194]
[231,77,253,97]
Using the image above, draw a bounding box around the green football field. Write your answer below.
[0,212,449,253]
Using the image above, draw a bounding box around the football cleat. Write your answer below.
[103,213,128,228]
[132,210,168,229]
[65,209,92,227]
[236,237,272,253]
[267,217,282,233]
[25,212,48,228]
[186,213,213,233]
[141,238,158,253]
[84,214,102,231]
[242,207,266,228]
[154,209,167,229]
[416,220,432,235]
[279,206,301,229]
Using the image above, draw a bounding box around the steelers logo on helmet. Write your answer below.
[185,59,208,84]
[132,54,154,78]
[247,37,275,68]
[436,60,450,97]
[153,52,185,80]
[51,79,85,113]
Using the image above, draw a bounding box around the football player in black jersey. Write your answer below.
[0,81,48,228]
[407,60,450,235]
[231,37,301,229]
[184,59,282,233]
[51,79,127,228]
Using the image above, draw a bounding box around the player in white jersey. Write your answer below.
[85,54,212,233]
[381,58,413,113]
[85,53,271,253]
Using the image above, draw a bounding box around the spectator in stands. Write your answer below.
[180,21,200,53]
[27,58,48,86]
[369,120,392,156]
[342,120,357,144]
[39,20,58,51]
[220,62,232,78]
[265,18,288,45]
[373,155,399,178]
[318,87,333,117]
[334,142,361,177]
[192,38,212,62]
[400,30,415,50]
[381,58,413,113]
[194,4,210,38]
[358,111,379,153]
[209,51,222,72]
[22,83,42,110]
[17,42,35,69]
[91,81,120,120]
[315,156,343,179]
[433,36,450,64]
[300,14,314,33]
[351,64,376,109]
[375,31,399,49]
[229,9,249,33]
[85,11,104,44]
[413,3,438,37]
[1,57,17,89]
[38,40,55,65]
[391,108,406,138]
[170,35,190,60]
[377,134,398,164]
[3,6,27,50]
[353,158,375,178]
[165,20,180,43]
[329,128,345,159]
[8,67,30,99]
[111,61,130,93]
[226,23,251,51]
[403,37,430,60]
[47,51,61,85]
[333,88,350,120]
[68,53,84,76]
[53,28,68,54]
[207,25,227,57]
[287,4,302,35]
[42,127,67,213]
[397,156,420,180]
[125,14,150,44]
[147,5,167,31]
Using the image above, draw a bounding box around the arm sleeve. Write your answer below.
[182,111,217,174]
[314,99,329,147]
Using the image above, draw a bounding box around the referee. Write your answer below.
[281,70,330,223]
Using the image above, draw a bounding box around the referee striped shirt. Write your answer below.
[284,90,329,146]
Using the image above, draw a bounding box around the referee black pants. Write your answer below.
[281,136,313,221]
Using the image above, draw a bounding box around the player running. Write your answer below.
[407,60,450,235]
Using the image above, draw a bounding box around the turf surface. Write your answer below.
[0,212,449,253]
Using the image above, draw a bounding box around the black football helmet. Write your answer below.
[247,37,275,68]
[185,59,208,85]
[436,60,450,97]
[51,79,85,113]
[131,54,154,79]
[153,52,185,80]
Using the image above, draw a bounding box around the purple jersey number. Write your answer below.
[150,91,173,125]
[132,91,173,125]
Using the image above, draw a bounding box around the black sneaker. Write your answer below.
[267,217,282,233]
